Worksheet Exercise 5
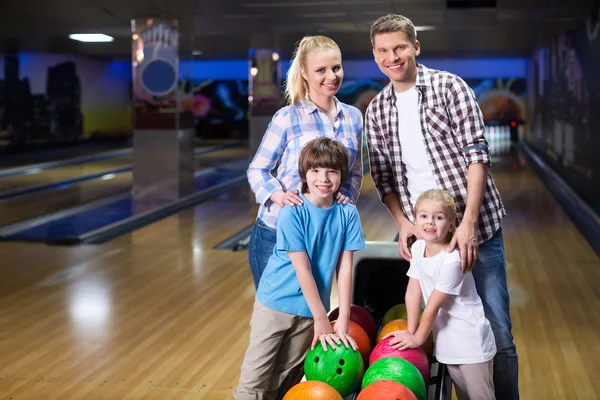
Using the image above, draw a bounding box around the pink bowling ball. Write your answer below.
[369,336,430,382]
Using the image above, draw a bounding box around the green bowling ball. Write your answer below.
[361,356,426,400]
[304,343,364,397]
[382,304,408,327]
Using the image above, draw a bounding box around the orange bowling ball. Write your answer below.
[283,380,343,400]
[331,320,371,364]
[357,380,417,400]
[376,319,408,344]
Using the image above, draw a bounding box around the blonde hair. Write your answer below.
[415,189,457,237]
[370,14,417,47]
[298,138,349,195]
[284,35,341,105]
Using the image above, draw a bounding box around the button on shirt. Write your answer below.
[247,97,363,228]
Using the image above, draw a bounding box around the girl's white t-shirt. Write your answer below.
[407,240,497,364]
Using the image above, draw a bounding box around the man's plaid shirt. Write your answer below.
[365,63,506,243]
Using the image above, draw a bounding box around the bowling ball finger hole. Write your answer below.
[314,357,319,363]
[336,368,343,375]
[338,360,345,366]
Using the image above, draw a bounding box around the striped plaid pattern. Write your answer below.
[365,63,506,243]
[248,97,363,228]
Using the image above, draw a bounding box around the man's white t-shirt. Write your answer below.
[407,240,496,364]
[395,87,440,208]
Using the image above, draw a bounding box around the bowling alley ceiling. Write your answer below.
[0,0,597,59]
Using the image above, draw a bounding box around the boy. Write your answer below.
[234,137,366,400]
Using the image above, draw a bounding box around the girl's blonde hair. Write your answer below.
[284,35,341,105]
[415,189,458,237]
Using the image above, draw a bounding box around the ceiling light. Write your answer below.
[192,50,203,56]
[69,33,114,43]
[415,26,436,32]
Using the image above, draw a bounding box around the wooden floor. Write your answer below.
[1,153,599,399]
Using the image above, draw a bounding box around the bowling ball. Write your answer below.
[382,304,408,327]
[369,337,430,381]
[361,357,426,400]
[304,342,364,398]
[330,320,371,365]
[376,319,408,344]
[356,380,417,400]
[283,380,343,400]
[328,305,377,343]
[480,93,524,122]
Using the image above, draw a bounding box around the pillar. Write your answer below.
[248,34,281,157]
[130,17,195,212]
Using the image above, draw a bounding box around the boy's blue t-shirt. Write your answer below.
[256,192,366,318]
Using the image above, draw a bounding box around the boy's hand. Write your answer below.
[336,192,352,205]
[332,320,358,351]
[383,330,420,350]
[312,316,335,351]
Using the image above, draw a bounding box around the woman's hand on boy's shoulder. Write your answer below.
[271,189,303,207]
[383,330,420,350]
[336,192,352,205]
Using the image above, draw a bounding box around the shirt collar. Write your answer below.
[301,95,343,118]
[384,63,431,101]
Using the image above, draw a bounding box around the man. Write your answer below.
[365,14,519,399]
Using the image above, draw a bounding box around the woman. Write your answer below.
[247,35,364,288]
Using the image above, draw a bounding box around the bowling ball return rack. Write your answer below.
[282,241,452,400]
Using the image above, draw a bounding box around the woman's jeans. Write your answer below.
[248,218,277,289]
[472,228,520,399]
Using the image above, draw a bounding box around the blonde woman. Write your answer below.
[246,35,363,289]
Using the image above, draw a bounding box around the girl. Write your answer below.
[246,35,364,289]
[384,189,497,400]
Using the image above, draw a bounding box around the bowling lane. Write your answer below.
[0,140,131,169]
[0,147,248,227]
[0,155,133,193]
[0,143,235,193]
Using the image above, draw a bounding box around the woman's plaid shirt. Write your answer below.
[365,63,506,243]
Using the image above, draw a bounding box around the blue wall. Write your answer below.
[176,58,528,80]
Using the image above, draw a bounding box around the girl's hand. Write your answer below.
[312,317,335,351]
[332,320,358,351]
[385,330,420,350]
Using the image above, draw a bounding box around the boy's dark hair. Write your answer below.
[298,137,349,194]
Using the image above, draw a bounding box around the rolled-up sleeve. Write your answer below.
[340,109,364,202]
[247,109,289,206]
[447,76,490,166]
[366,106,397,201]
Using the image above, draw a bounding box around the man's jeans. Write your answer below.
[248,218,277,289]
[472,227,520,399]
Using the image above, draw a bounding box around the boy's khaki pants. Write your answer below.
[234,300,313,400]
